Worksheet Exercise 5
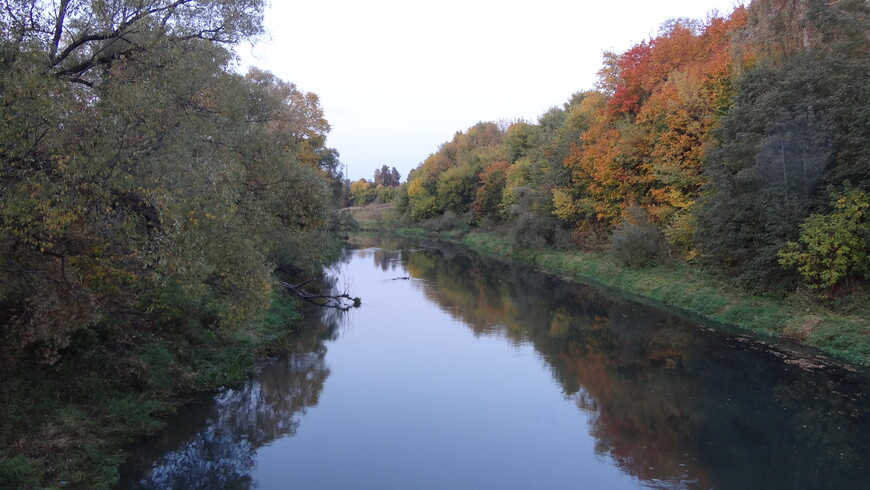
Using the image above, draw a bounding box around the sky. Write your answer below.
[236,0,745,182]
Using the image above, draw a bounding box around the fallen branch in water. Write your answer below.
[280,281,361,311]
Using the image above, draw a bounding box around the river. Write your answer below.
[118,238,870,489]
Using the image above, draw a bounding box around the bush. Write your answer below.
[506,186,568,249]
[409,194,439,222]
[421,211,462,232]
[779,186,870,290]
[610,205,668,268]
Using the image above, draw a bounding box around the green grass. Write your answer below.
[461,232,869,368]
[0,289,306,490]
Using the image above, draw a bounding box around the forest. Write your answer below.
[361,0,869,297]
[0,1,345,487]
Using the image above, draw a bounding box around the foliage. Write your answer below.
[436,165,478,214]
[402,122,505,220]
[610,205,669,268]
[373,165,402,187]
[410,194,440,222]
[505,186,566,249]
[350,179,378,207]
[473,161,511,222]
[562,10,748,242]
[779,186,870,290]
[697,46,869,288]
[0,2,343,486]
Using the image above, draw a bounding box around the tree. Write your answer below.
[373,165,401,187]
[349,179,377,207]
[562,12,748,244]
[401,122,505,221]
[245,67,332,168]
[697,47,868,287]
[779,186,870,290]
[0,1,337,366]
[473,161,511,221]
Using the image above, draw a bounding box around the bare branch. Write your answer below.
[279,281,361,311]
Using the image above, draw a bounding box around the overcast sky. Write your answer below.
[236,0,745,182]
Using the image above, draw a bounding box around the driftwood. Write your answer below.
[280,281,361,311]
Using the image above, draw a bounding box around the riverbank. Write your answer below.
[460,232,869,369]
[345,202,868,370]
[0,290,306,490]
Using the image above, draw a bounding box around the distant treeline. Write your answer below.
[390,0,869,293]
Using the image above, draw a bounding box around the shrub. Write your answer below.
[410,194,439,222]
[610,205,668,268]
[779,186,870,290]
[422,211,462,232]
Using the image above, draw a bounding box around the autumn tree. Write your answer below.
[402,122,504,221]
[561,11,749,247]
[473,161,511,221]
[0,0,337,366]
[349,179,377,207]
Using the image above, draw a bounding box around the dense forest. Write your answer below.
[0,1,345,487]
[365,0,869,296]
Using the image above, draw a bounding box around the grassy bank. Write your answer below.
[346,202,867,368]
[0,289,305,490]
[461,232,869,369]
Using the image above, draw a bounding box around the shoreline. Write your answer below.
[351,226,869,371]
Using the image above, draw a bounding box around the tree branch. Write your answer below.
[279,281,360,311]
[49,0,71,60]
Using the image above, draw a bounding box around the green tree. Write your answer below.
[779,186,870,290]
[350,179,378,207]
[696,48,868,287]
[437,165,478,214]
[0,1,336,366]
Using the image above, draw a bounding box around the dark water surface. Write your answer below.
[118,239,870,489]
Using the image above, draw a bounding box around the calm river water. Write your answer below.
[118,239,869,489]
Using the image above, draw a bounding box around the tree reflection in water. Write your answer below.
[403,242,870,490]
[119,306,345,489]
[120,241,870,490]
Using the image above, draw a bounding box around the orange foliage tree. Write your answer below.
[560,8,748,253]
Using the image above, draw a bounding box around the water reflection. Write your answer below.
[119,239,869,489]
[403,243,869,489]
[118,311,340,489]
